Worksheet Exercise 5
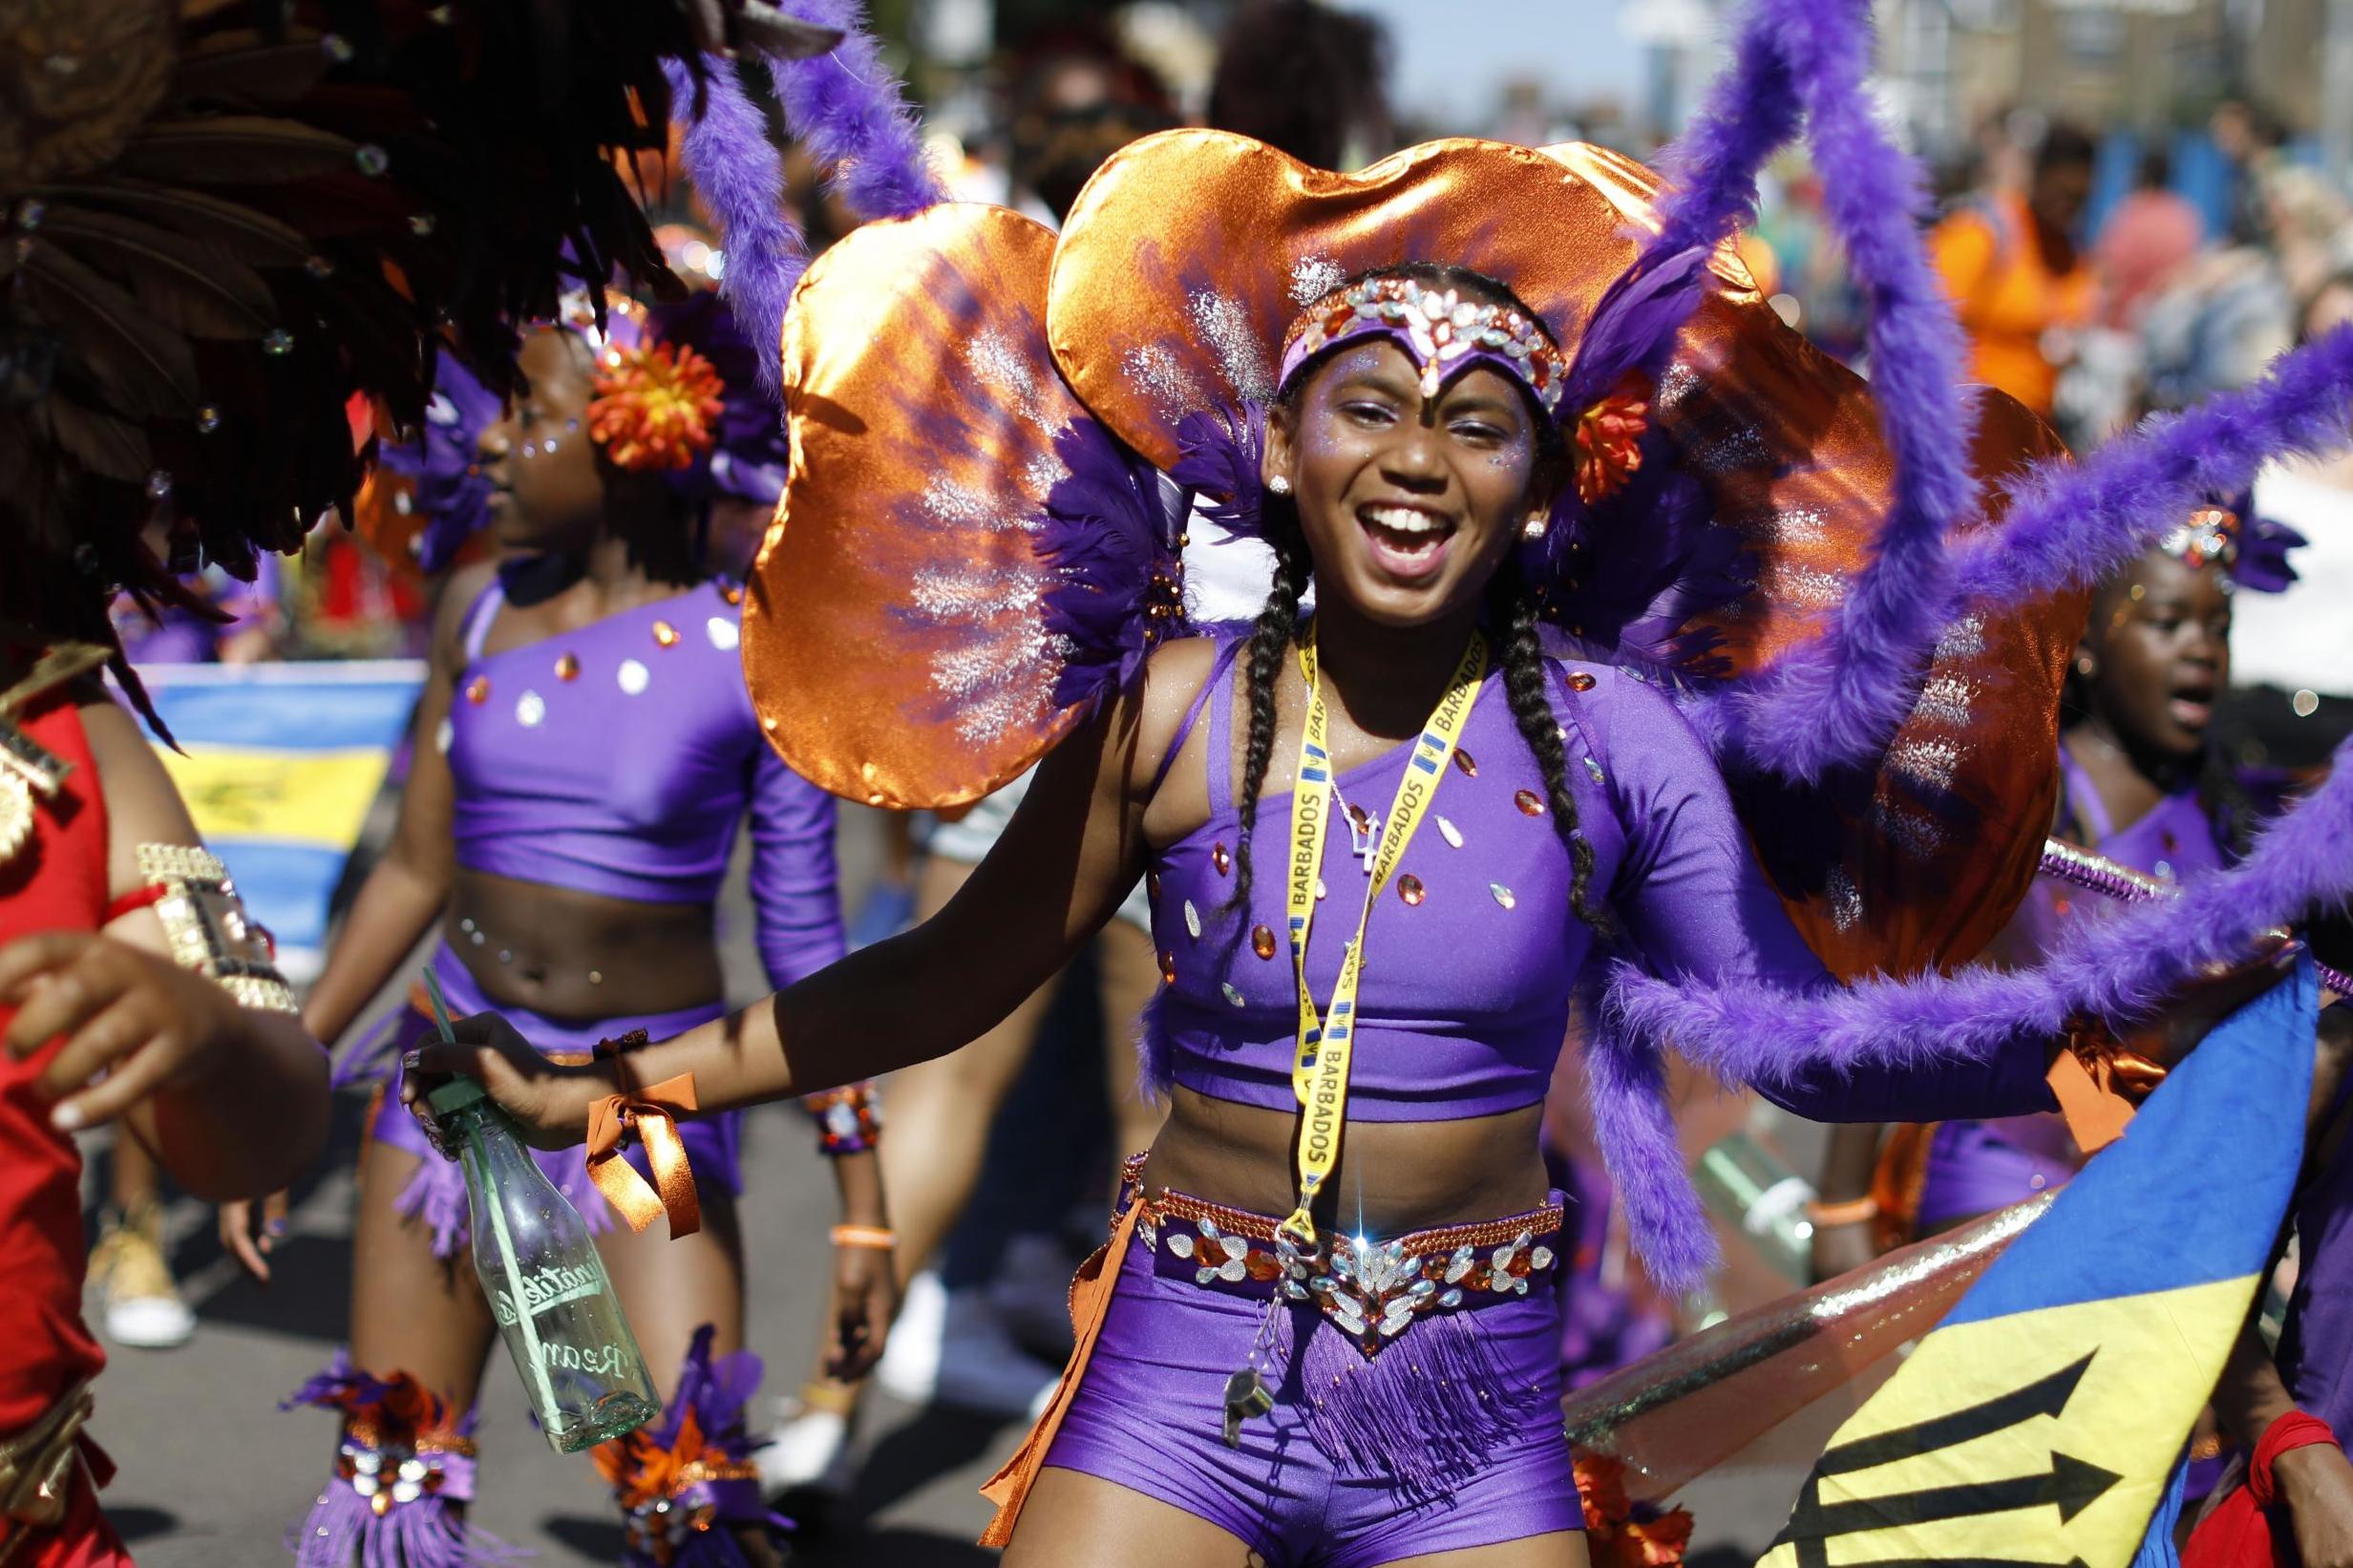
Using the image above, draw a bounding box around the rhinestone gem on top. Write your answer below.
[1212,842,1231,876]
[1567,670,1598,692]
[1251,925,1278,961]
[515,691,545,728]
[1452,750,1477,778]
[554,652,580,682]
[1397,874,1425,907]
[706,617,740,651]
[464,676,489,705]
[652,620,681,648]
[1437,816,1463,849]
[1183,900,1202,940]
[1489,882,1516,910]
[617,659,650,696]
[1514,790,1543,816]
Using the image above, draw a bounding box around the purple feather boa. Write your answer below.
[1605,727,2353,1106]
[765,1,948,223]
[665,57,810,405]
[1661,0,1982,781]
[1947,326,2353,609]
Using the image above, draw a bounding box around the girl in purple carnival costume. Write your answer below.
[409,0,2353,1563]
[228,286,896,1568]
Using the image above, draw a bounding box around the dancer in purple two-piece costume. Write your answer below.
[226,293,896,1568]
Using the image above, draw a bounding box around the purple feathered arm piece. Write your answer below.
[1947,326,2353,609]
[765,1,948,222]
[1672,0,1982,780]
[1603,729,2353,1097]
[665,57,810,403]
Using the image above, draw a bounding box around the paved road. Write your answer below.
[81,805,1817,1565]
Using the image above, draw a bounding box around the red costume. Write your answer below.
[0,692,132,1568]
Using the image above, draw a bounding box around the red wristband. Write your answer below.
[2250,1409,2339,1507]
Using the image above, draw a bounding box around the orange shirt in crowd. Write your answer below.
[1928,190,2096,415]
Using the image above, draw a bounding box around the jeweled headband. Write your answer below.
[1277,274,1566,413]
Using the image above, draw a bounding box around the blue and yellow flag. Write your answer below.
[139,662,424,983]
[1759,959,2319,1568]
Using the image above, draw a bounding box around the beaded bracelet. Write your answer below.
[804,1083,882,1156]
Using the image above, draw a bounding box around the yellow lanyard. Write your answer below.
[1279,628,1487,1245]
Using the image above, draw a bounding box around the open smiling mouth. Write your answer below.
[2169,679,2215,731]
[1358,503,1457,581]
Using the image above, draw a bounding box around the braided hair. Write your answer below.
[1226,263,1612,934]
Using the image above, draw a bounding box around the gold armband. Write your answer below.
[129,844,297,1013]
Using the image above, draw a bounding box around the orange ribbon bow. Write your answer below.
[585,1070,703,1240]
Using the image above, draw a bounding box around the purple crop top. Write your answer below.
[445,570,843,989]
[1146,633,2060,1127]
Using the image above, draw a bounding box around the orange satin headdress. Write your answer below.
[746,130,2082,978]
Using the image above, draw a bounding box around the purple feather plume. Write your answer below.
[765,2,949,223]
[1170,405,1267,538]
[1604,727,2353,1101]
[1947,327,2353,609]
[376,356,501,574]
[1671,0,1982,781]
[1037,420,1185,713]
[665,57,811,405]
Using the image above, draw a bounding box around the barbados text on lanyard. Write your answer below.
[1279,628,1488,1246]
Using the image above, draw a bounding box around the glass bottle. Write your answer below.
[427,1077,662,1451]
[1693,1131,1817,1282]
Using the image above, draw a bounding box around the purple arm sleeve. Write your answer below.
[746,743,848,991]
[1598,674,2058,1123]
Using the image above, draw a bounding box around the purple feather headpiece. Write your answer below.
[377,354,502,574]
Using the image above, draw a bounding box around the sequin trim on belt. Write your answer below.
[1118,1156,1562,1356]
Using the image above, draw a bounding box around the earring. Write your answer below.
[1266,475,1291,496]
[1522,515,1548,541]
[2074,653,2096,677]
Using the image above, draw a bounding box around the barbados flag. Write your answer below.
[1759,958,2320,1568]
[138,662,424,984]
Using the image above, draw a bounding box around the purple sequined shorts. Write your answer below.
[363,943,742,1258]
[1042,1184,1583,1568]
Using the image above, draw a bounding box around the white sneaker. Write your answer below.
[89,1205,196,1350]
[874,1271,1061,1418]
[753,1406,853,1501]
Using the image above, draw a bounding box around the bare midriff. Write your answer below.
[1138,1087,1552,1239]
[445,867,724,1023]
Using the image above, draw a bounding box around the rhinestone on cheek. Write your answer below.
[1397,874,1425,907]
[1452,750,1477,778]
[464,676,490,705]
[1252,925,1278,961]
[1514,789,1543,816]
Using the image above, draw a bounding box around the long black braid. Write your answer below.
[1490,558,1614,934]
[1227,512,1314,913]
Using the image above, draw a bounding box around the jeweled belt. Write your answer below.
[1118,1156,1563,1356]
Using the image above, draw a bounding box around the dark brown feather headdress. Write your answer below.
[0,0,835,713]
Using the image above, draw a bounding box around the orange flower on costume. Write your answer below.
[1575,1453,1693,1567]
[1574,373,1651,505]
[587,341,726,473]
